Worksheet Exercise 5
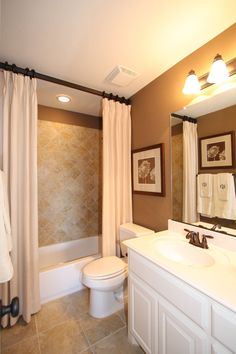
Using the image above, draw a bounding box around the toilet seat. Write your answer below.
[83,256,127,280]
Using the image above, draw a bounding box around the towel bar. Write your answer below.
[0,297,19,318]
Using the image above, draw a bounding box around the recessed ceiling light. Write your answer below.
[56,95,71,103]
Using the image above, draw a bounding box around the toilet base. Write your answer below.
[89,286,124,318]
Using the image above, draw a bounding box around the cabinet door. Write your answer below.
[129,273,158,354]
[211,340,234,354]
[158,297,208,354]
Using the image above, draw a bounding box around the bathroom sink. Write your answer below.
[154,239,215,267]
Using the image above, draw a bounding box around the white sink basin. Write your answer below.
[154,239,215,267]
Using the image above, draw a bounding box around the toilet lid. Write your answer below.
[83,256,127,279]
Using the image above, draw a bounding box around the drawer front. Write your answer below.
[129,250,209,329]
[211,302,236,353]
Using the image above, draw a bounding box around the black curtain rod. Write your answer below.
[171,112,197,123]
[0,61,131,105]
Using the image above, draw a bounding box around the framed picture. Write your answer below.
[199,131,235,169]
[132,143,165,196]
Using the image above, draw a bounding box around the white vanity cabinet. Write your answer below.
[128,249,236,354]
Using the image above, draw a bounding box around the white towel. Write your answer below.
[198,174,213,197]
[0,171,12,251]
[214,173,236,220]
[0,170,13,283]
[215,173,230,201]
[197,174,214,217]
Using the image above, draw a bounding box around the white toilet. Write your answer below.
[82,223,154,318]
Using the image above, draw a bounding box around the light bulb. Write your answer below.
[207,54,229,84]
[182,70,201,95]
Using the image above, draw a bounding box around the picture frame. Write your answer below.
[199,131,235,169]
[132,143,165,196]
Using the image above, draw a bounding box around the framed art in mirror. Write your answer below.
[132,143,165,196]
[199,131,235,169]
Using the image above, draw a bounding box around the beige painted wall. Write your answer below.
[131,24,236,231]
[38,105,102,247]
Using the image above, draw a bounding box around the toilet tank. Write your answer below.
[119,223,155,256]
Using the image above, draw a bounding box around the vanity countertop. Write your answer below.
[124,228,236,312]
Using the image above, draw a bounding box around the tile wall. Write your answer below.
[38,111,102,247]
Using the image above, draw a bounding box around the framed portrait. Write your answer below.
[132,143,165,196]
[199,131,235,169]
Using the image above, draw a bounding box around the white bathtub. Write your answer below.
[39,236,101,304]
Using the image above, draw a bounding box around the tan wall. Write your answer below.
[131,24,236,231]
[38,105,102,247]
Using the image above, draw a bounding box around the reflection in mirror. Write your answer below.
[171,83,236,237]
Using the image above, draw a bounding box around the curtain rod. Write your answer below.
[171,112,197,123]
[0,61,131,105]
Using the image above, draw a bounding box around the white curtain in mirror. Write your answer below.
[183,120,198,223]
[102,98,132,257]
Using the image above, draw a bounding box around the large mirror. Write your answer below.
[171,80,236,236]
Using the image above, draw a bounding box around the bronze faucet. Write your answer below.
[184,229,214,249]
[211,224,221,231]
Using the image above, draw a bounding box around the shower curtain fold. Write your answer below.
[0,71,40,326]
[102,98,133,257]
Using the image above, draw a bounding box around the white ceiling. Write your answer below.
[0,0,236,116]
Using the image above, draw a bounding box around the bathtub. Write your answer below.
[39,236,101,304]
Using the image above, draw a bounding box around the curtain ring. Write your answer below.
[31,69,35,79]
[12,64,17,74]
[24,68,30,77]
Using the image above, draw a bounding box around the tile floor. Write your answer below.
[0,289,144,354]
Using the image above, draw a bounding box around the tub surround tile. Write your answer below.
[79,312,125,345]
[1,317,37,349]
[2,336,40,354]
[38,119,102,247]
[91,327,145,354]
[39,319,89,354]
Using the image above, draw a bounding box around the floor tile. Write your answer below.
[91,327,145,354]
[1,317,37,349]
[62,289,90,318]
[35,296,71,333]
[117,301,128,324]
[39,319,89,354]
[79,349,93,354]
[79,312,125,346]
[2,336,40,354]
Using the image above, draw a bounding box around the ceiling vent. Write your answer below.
[106,65,139,86]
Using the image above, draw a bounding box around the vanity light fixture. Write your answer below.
[182,70,201,95]
[56,94,71,103]
[207,54,229,84]
[182,55,236,95]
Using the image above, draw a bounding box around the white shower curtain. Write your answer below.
[0,71,40,326]
[102,98,133,257]
[183,120,198,223]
